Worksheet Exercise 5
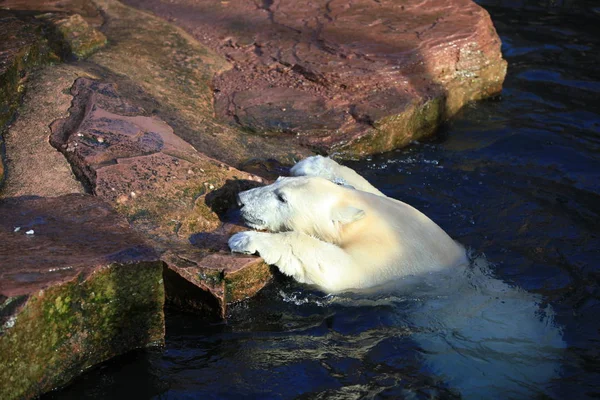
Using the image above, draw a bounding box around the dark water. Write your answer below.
[47,1,600,399]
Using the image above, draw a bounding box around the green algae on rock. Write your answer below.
[0,194,165,400]
[0,137,4,187]
[163,250,272,319]
[0,14,54,129]
[39,13,107,59]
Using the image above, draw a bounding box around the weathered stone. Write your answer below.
[124,0,507,158]
[0,13,53,128]
[0,1,104,27]
[0,12,56,188]
[40,12,107,59]
[50,77,272,318]
[0,139,4,188]
[163,249,271,320]
[0,65,86,198]
[87,0,312,167]
[0,194,164,400]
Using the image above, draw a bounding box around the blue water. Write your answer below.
[47,1,600,398]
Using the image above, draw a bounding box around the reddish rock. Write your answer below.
[123,0,507,157]
[0,11,56,187]
[163,250,271,319]
[2,2,106,59]
[0,194,164,400]
[0,65,86,199]
[50,77,271,318]
[0,1,104,27]
[87,0,312,167]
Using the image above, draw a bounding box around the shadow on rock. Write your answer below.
[204,178,264,221]
[239,158,293,181]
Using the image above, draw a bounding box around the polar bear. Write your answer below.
[228,163,467,292]
[229,156,565,399]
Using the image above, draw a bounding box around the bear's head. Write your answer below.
[237,176,365,243]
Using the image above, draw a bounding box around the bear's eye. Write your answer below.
[275,191,287,203]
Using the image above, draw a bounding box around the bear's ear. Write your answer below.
[332,206,365,225]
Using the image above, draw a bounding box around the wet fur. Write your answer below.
[229,171,466,292]
[229,156,565,398]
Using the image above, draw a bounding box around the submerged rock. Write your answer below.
[123,0,507,158]
[0,194,164,400]
[50,77,272,319]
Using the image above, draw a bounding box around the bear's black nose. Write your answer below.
[236,193,244,208]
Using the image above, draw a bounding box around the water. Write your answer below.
[47,1,600,399]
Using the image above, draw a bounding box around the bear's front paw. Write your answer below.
[228,231,260,255]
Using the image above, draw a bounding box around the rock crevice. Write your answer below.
[50,77,272,320]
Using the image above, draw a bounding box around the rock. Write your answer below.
[1,0,312,169]
[88,0,312,167]
[40,12,107,60]
[0,12,56,188]
[123,0,507,158]
[0,194,164,400]
[0,12,53,128]
[0,139,4,188]
[50,77,272,318]
[163,250,271,319]
[0,65,86,198]
[0,1,104,27]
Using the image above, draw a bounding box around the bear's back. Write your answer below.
[348,189,468,276]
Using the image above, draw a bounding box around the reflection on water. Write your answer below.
[47,0,599,399]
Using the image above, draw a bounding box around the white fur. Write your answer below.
[290,155,385,197]
[230,156,565,398]
[229,174,466,292]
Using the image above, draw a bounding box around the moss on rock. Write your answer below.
[224,259,272,304]
[338,96,446,158]
[0,262,164,400]
[0,16,54,128]
[0,194,165,400]
[39,13,107,60]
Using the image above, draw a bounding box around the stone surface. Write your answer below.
[0,65,86,198]
[1,0,280,319]
[40,12,107,59]
[0,11,56,188]
[88,0,311,167]
[0,0,104,27]
[0,12,53,128]
[0,194,164,400]
[50,77,272,318]
[124,0,507,158]
[163,250,271,319]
